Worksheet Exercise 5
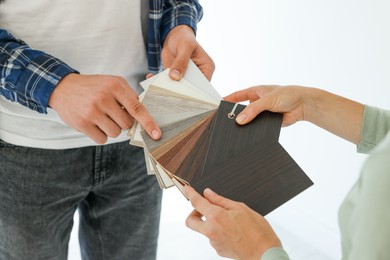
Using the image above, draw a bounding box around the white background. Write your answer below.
[69,0,390,259]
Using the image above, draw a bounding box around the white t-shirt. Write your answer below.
[0,0,148,149]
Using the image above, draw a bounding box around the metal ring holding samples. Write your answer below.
[227,103,239,119]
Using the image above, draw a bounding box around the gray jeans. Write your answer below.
[0,140,162,260]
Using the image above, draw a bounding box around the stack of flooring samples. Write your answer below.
[129,61,313,215]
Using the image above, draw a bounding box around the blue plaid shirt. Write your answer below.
[0,0,202,114]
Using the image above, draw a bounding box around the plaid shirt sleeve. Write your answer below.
[0,29,78,113]
[148,0,203,73]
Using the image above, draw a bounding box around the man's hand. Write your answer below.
[184,186,282,260]
[162,25,215,81]
[49,73,161,144]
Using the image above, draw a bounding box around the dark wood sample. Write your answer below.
[192,139,313,216]
[202,101,283,172]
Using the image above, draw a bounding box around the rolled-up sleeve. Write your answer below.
[261,247,290,260]
[160,0,203,42]
[357,105,390,154]
[0,29,78,113]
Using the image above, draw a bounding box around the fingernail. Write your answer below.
[152,130,161,139]
[236,113,247,124]
[204,188,217,197]
[170,69,181,80]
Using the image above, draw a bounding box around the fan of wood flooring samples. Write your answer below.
[129,61,313,215]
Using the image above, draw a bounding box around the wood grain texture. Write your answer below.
[173,112,217,182]
[159,111,217,175]
[191,139,313,216]
[202,101,283,171]
[141,110,214,156]
[142,85,217,127]
[143,146,174,188]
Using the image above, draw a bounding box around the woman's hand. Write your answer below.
[184,186,282,260]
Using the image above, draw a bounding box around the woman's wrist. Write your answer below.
[300,86,323,124]
[300,86,364,143]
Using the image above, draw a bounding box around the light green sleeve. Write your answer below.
[357,105,390,154]
[261,247,290,260]
[339,141,390,259]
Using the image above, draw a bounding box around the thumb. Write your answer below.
[204,188,240,210]
[169,48,192,81]
[236,98,270,125]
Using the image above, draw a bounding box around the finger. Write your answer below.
[223,88,254,103]
[83,125,108,144]
[183,185,216,217]
[203,188,242,210]
[124,98,161,140]
[169,46,193,80]
[185,209,207,234]
[235,101,265,125]
[191,46,215,81]
[94,114,122,138]
[107,104,135,130]
[199,62,214,81]
[115,85,161,140]
[146,73,155,79]
[224,86,279,103]
[235,98,270,125]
